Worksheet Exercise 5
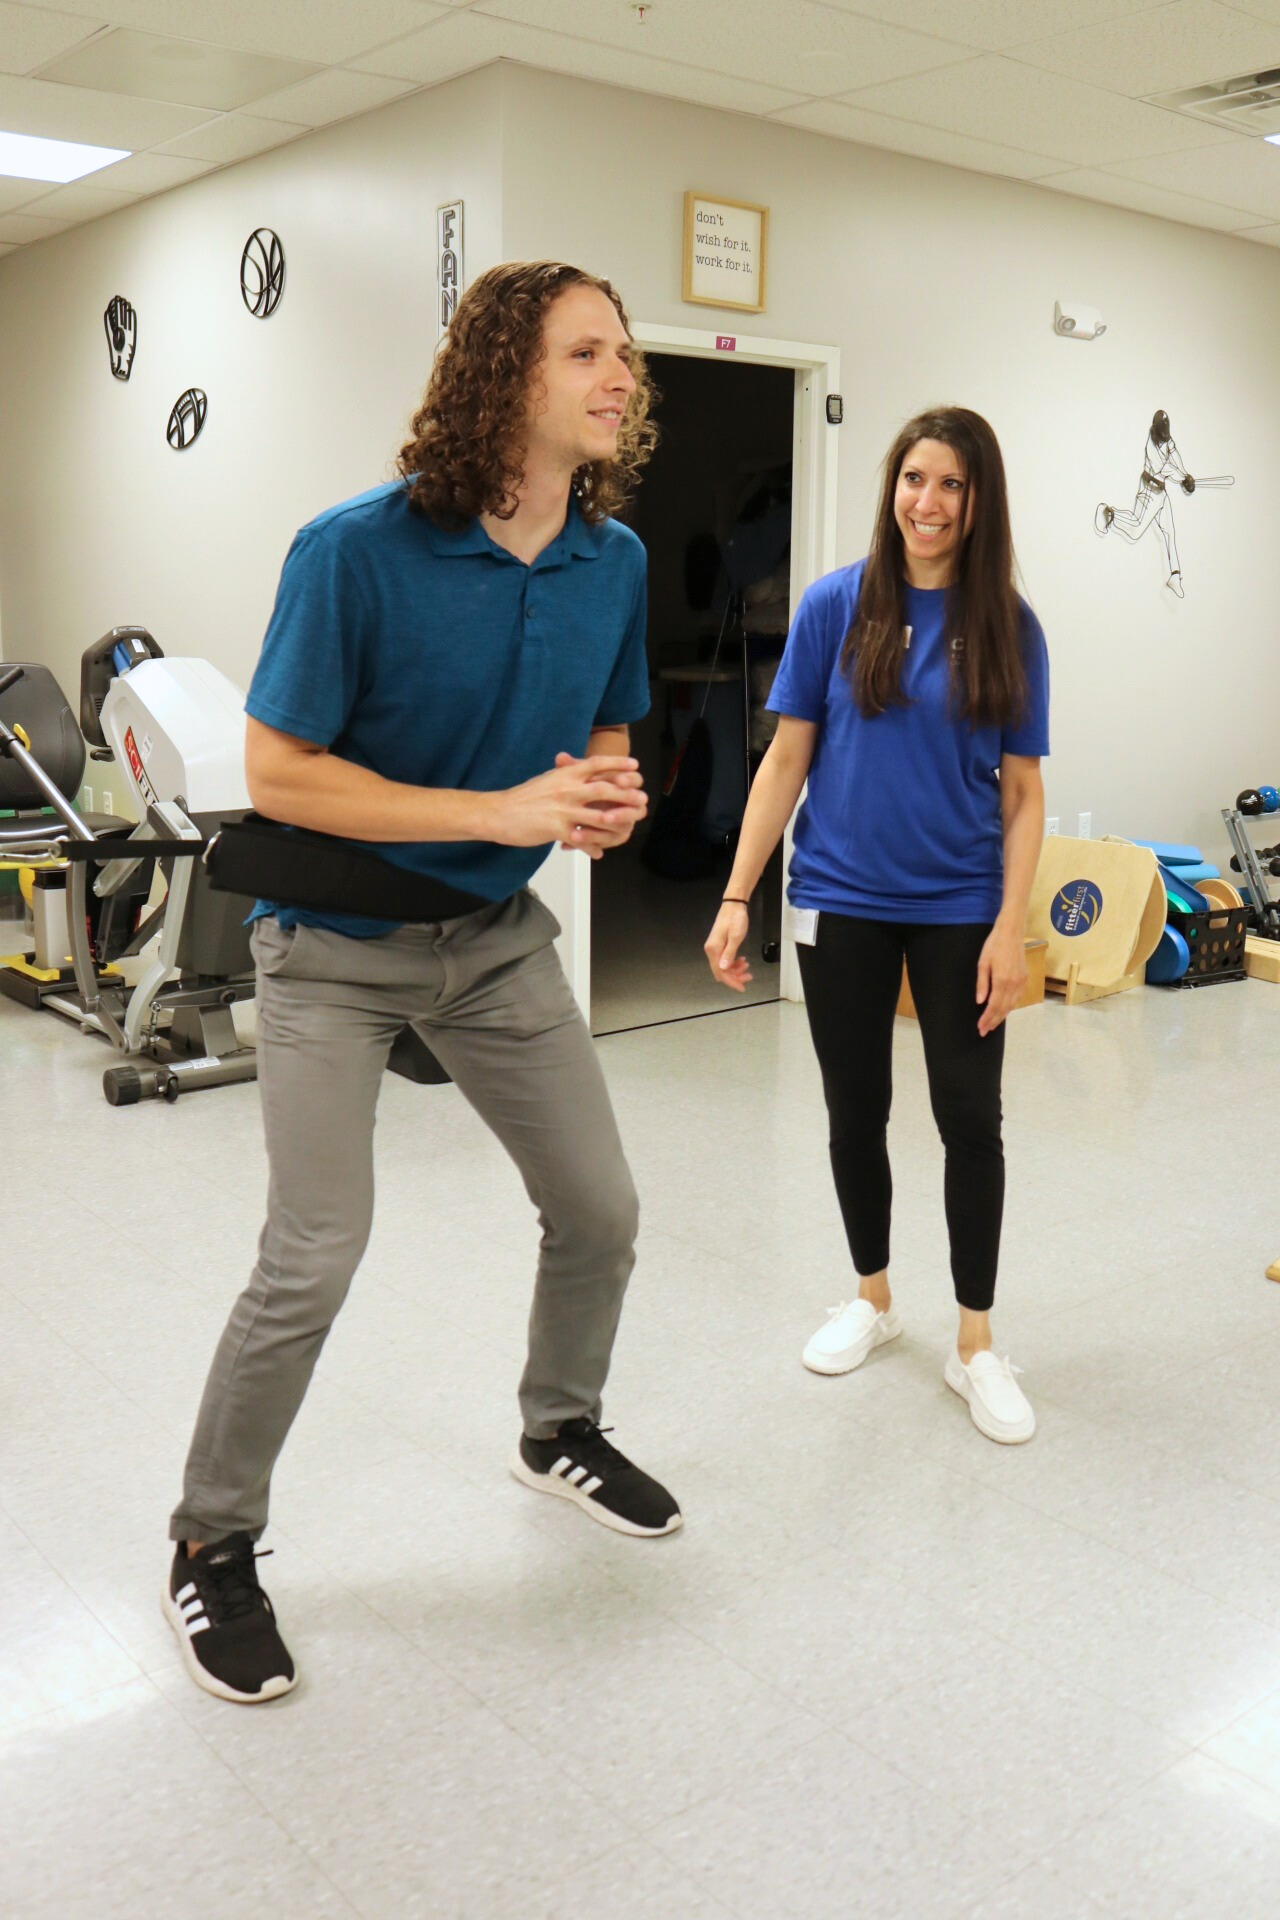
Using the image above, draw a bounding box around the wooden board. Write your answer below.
[1028,836,1165,1001]
[897,939,1046,1019]
[1245,935,1280,983]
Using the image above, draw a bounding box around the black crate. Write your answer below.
[1164,903,1248,987]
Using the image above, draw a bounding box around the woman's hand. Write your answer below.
[704,901,753,991]
[976,921,1027,1036]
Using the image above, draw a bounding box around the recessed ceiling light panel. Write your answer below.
[0,130,130,183]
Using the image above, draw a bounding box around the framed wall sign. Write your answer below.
[682,192,768,314]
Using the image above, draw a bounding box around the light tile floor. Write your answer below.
[4,973,1280,1918]
[589,839,782,1034]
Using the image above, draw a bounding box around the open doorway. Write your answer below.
[590,351,794,1036]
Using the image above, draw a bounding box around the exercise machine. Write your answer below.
[0,631,258,1103]
[1,631,451,1104]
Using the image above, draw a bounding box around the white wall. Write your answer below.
[0,63,505,715]
[500,67,1280,860]
[2,59,1279,860]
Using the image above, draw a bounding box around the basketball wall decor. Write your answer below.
[240,228,285,318]
[167,387,208,450]
[103,295,136,380]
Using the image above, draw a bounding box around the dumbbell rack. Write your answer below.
[1222,808,1280,941]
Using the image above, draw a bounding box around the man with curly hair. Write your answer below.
[163,262,681,1705]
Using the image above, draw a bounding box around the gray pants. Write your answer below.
[170,892,639,1544]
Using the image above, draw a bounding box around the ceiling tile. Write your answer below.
[467,0,972,97]
[35,28,319,111]
[1008,0,1280,98]
[1039,165,1263,229]
[353,10,806,113]
[838,52,1239,165]
[773,96,1069,181]
[16,177,141,217]
[0,175,57,212]
[0,207,72,239]
[1223,0,1280,25]
[0,70,216,144]
[0,0,104,75]
[84,147,214,190]
[811,0,1174,55]
[241,67,417,127]
[1107,136,1280,217]
[23,1,453,66]
[156,111,301,163]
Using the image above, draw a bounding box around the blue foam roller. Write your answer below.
[1157,862,1210,914]
[1146,924,1190,984]
[1133,840,1202,865]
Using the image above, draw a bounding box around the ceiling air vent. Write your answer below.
[1148,68,1280,138]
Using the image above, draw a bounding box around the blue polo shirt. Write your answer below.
[769,560,1049,924]
[245,481,650,935]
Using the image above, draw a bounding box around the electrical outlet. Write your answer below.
[101,789,112,814]
[1078,811,1092,838]
[81,785,92,812]
[1045,817,1059,836]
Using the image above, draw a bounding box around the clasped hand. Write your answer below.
[493,753,647,858]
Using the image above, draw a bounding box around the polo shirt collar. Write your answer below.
[419,494,603,566]
[562,496,602,562]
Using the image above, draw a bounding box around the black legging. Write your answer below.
[797,913,1005,1312]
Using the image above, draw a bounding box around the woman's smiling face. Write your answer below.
[893,438,973,587]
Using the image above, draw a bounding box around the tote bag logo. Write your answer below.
[1050,879,1102,936]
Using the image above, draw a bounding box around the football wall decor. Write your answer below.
[167,387,208,450]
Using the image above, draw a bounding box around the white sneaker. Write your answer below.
[944,1348,1035,1444]
[802,1299,902,1375]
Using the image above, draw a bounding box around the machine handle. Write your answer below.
[0,665,96,843]
[61,835,207,861]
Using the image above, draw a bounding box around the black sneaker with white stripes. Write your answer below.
[510,1417,682,1537]
[163,1534,297,1704]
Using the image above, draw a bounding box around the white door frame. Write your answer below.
[534,322,840,1021]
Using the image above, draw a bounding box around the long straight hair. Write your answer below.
[840,407,1027,728]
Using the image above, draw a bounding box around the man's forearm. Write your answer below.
[249,748,497,844]
[586,725,630,757]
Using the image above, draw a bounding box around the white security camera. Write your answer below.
[1054,300,1106,340]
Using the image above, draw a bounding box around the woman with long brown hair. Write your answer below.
[704,407,1048,1443]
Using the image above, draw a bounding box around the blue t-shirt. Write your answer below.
[768,559,1049,924]
[246,481,650,935]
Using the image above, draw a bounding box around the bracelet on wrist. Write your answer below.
[721,896,751,907]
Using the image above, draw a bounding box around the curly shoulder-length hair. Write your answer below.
[396,260,657,528]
